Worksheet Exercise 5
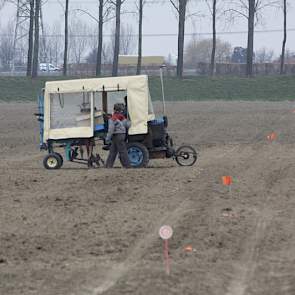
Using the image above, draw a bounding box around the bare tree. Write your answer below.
[26,0,34,76]
[63,0,69,75]
[111,0,125,76]
[255,47,274,63]
[75,1,113,76]
[0,0,7,10]
[184,38,231,66]
[102,42,113,64]
[32,0,40,78]
[210,0,216,76]
[226,0,280,77]
[69,20,89,64]
[170,0,189,78]
[205,0,217,76]
[247,0,255,77]
[49,22,63,65]
[120,23,136,55]
[108,23,135,56]
[280,0,287,74]
[97,0,104,76]
[206,0,228,75]
[285,49,295,63]
[0,22,14,71]
[39,5,47,62]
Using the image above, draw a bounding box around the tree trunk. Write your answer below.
[32,0,40,78]
[63,0,69,76]
[177,0,187,78]
[210,0,217,76]
[112,0,121,77]
[96,0,103,76]
[136,0,143,75]
[280,0,287,75]
[246,0,255,77]
[26,0,34,76]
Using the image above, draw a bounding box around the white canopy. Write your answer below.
[43,75,155,141]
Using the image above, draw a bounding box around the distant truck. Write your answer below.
[39,63,60,72]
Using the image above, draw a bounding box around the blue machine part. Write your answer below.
[65,142,72,161]
[148,117,164,126]
[38,93,45,149]
[95,124,105,132]
[128,146,144,166]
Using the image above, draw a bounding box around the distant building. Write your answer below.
[118,55,165,66]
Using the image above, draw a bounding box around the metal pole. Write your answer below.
[160,64,166,115]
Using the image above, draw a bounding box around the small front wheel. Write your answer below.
[175,145,197,167]
[127,142,149,168]
[54,152,63,166]
[43,153,63,170]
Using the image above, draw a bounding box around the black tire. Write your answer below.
[43,153,62,170]
[127,142,149,168]
[175,145,197,167]
[163,116,168,128]
[53,152,63,167]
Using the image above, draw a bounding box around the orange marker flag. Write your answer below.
[267,132,277,142]
[222,176,232,186]
[222,176,233,195]
[184,245,193,252]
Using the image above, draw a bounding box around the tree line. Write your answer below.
[0,0,290,78]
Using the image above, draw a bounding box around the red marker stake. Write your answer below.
[164,239,170,275]
[159,225,173,275]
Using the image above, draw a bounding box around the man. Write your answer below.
[105,103,131,168]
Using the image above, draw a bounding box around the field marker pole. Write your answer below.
[159,225,173,275]
[164,239,170,275]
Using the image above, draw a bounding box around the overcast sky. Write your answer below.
[1,0,294,59]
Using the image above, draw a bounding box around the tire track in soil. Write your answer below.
[225,209,273,295]
[248,216,295,295]
[90,176,198,295]
[225,144,294,295]
[86,153,222,294]
[243,161,295,295]
[2,102,295,295]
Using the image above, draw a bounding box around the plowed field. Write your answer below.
[1,101,295,295]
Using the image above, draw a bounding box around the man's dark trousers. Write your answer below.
[105,134,130,168]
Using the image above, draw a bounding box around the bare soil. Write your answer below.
[1,101,295,295]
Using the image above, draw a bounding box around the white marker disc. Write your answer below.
[159,225,173,240]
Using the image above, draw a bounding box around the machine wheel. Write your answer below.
[163,116,168,128]
[54,152,63,166]
[127,142,149,168]
[175,145,197,167]
[43,153,63,170]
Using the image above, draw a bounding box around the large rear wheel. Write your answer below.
[127,142,149,168]
[175,145,197,167]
